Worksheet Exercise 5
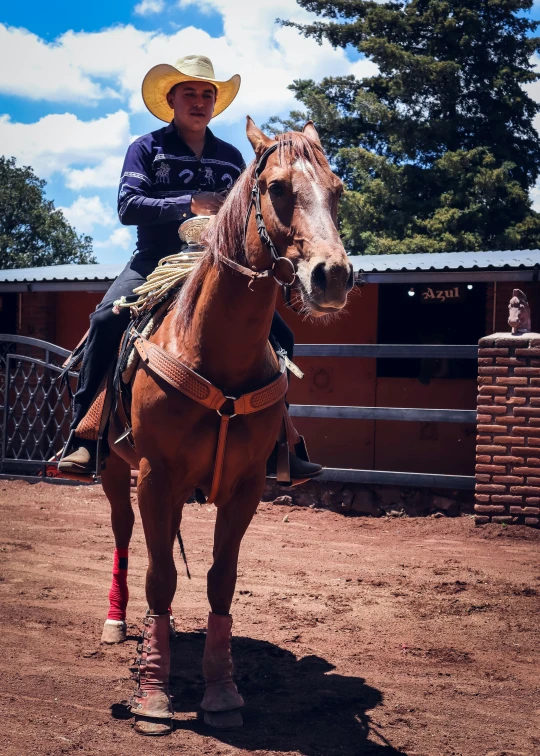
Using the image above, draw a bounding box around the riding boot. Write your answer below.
[266,445,323,482]
[266,407,323,484]
[201,613,244,713]
[131,613,173,735]
[58,438,97,475]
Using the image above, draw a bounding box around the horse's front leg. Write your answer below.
[202,473,263,729]
[131,458,188,736]
[100,451,134,644]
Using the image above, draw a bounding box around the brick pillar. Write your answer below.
[475,333,540,527]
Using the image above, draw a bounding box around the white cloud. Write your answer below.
[135,0,165,15]
[0,23,118,104]
[59,196,116,234]
[109,227,134,249]
[530,183,540,212]
[59,197,134,252]
[524,55,540,210]
[0,4,376,124]
[65,156,124,190]
[0,110,130,178]
[95,226,134,250]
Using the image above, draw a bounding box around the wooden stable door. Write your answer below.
[276,284,378,470]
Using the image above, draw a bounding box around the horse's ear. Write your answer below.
[303,121,322,149]
[246,116,274,157]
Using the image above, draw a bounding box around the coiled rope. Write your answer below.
[113,246,206,317]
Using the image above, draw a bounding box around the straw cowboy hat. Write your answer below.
[142,55,241,122]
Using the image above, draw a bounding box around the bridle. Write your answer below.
[219,141,297,289]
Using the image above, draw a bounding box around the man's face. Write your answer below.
[167,81,216,133]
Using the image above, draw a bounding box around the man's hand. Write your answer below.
[191,191,226,216]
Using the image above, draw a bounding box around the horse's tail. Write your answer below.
[176,528,191,580]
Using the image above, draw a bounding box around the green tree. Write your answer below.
[0,156,96,269]
[268,0,540,254]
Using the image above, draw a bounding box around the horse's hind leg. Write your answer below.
[201,480,261,729]
[100,451,134,644]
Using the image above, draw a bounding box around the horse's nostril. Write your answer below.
[346,264,354,291]
[311,262,327,291]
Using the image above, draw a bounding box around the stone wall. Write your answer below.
[263,479,473,518]
[475,333,540,527]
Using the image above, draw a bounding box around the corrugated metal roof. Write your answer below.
[0,250,539,284]
[350,249,540,272]
[0,263,123,283]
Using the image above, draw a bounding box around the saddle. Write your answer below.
[59,299,309,496]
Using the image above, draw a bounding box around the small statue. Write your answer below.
[508,289,531,334]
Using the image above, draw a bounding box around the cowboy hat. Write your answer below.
[142,55,241,122]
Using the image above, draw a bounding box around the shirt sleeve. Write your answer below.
[117,140,193,226]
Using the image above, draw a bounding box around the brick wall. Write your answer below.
[475,333,540,527]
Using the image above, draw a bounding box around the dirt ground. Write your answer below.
[0,480,538,756]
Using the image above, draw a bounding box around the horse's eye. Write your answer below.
[269,181,285,198]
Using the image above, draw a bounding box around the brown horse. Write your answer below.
[100,118,353,735]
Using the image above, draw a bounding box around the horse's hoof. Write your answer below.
[101,619,127,644]
[133,716,172,736]
[203,709,243,729]
[169,615,176,639]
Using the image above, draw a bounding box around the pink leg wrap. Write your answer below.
[201,613,244,712]
[107,548,129,621]
[131,614,173,719]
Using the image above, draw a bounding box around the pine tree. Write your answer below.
[0,157,96,269]
[268,0,540,254]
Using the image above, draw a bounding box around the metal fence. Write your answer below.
[0,334,76,477]
[290,343,478,490]
[0,334,478,489]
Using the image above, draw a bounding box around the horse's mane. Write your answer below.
[174,131,329,331]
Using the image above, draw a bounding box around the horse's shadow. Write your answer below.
[166,630,407,756]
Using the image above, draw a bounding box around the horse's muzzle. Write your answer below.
[307,259,354,311]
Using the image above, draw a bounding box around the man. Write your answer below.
[59,55,321,482]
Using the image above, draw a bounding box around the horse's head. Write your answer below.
[508,289,531,334]
[245,118,354,317]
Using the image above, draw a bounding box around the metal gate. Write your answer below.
[0,334,76,477]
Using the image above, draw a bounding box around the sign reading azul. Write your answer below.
[421,286,461,303]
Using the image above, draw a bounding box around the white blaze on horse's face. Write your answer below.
[292,158,324,204]
[287,156,353,317]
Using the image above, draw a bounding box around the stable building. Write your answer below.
[1,250,539,482]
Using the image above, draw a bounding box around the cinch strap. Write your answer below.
[133,334,288,504]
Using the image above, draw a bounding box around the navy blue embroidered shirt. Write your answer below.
[117,122,245,254]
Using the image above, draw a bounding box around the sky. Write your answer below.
[0,0,378,264]
[1,1,540,265]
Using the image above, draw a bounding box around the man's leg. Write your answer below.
[268,311,322,481]
[60,253,159,473]
[270,311,294,362]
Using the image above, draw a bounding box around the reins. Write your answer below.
[219,141,296,288]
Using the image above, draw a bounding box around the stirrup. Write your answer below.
[57,430,101,482]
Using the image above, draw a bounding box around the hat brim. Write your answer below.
[142,64,241,122]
